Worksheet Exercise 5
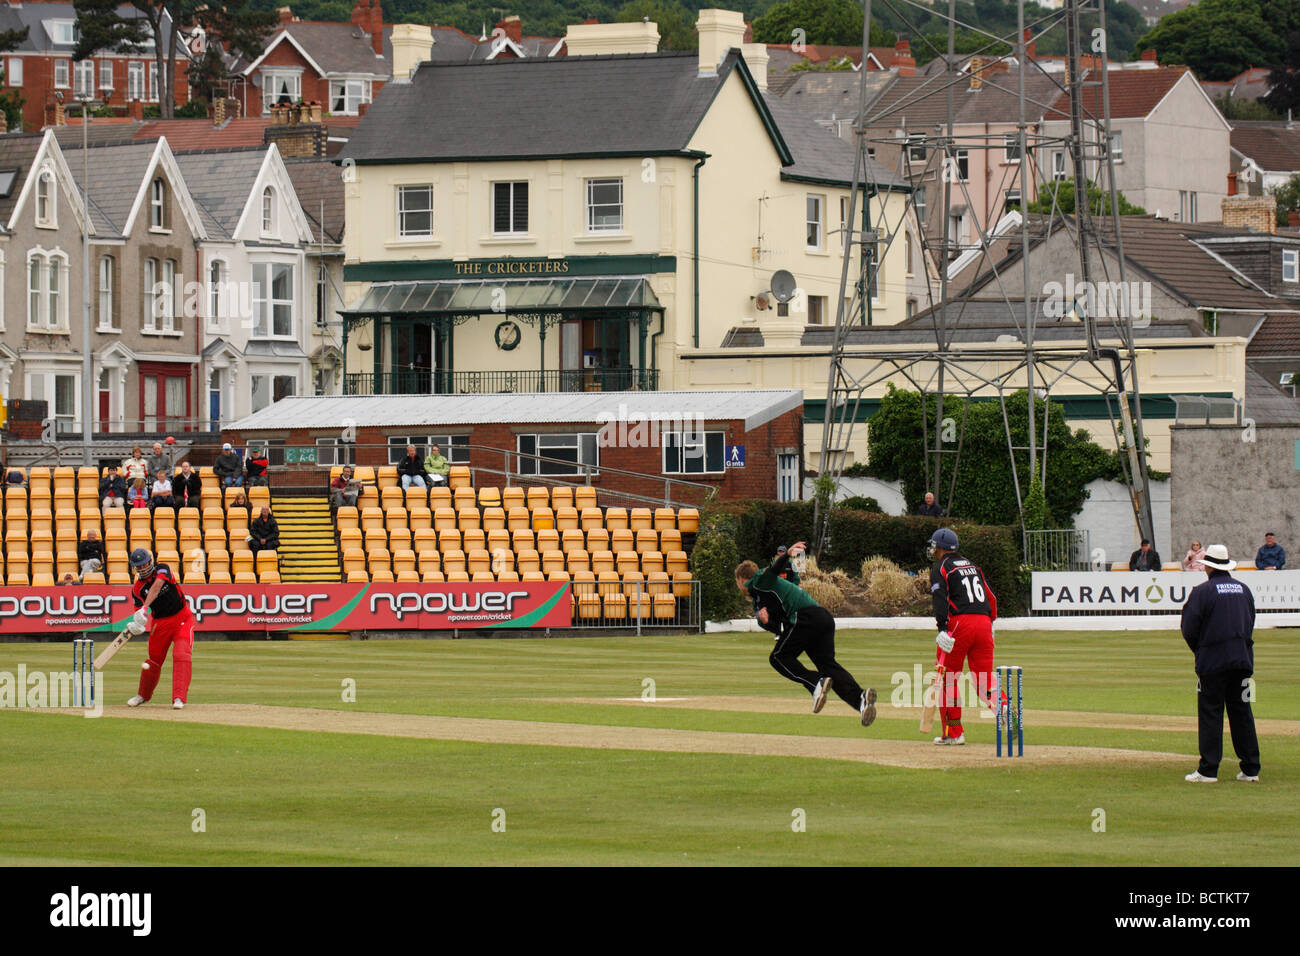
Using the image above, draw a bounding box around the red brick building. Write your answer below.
[0,1,189,131]
[222,390,805,503]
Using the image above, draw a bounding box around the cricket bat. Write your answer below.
[919,653,947,733]
[94,630,134,670]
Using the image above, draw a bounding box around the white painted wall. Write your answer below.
[1076,477,1171,566]
[802,475,907,515]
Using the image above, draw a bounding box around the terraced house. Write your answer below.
[338,11,910,470]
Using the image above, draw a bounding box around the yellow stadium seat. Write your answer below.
[482,507,505,531]
[232,549,254,574]
[566,549,590,573]
[671,571,693,598]
[554,506,579,531]
[641,551,665,575]
[30,509,53,535]
[561,529,585,553]
[347,569,370,583]
[448,466,471,490]
[376,466,398,489]
[507,529,531,554]
[546,568,570,585]
[257,567,280,584]
[404,487,428,508]
[248,487,270,510]
[456,508,480,532]
[506,506,530,532]
[453,487,476,510]
[646,571,671,595]
[542,550,566,574]
[636,529,658,554]
[486,529,511,553]
[509,487,532,510]
[109,570,131,585]
[467,549,491,574]
[521,570,546,583]
[396,569,421,583]
[580,507,602,532]
[586,527,610,553]
[428,486,452,509]
[255,549,278,567]
[31,530,53,554]
[390,528,414,552]
[677,508,699,533]
[417,551,441,574]
[411,528,437,552]
[54,551,77,576]
[31,571,56,587]
[616,551,640,574]
[206,550,230,575]
[591,551,615,574]
[530,505,554,531]
[384,506,408,531]
[441,549,466,574]
[660,529,683,553]
[610,529,633,553]
[653,508,677,532]
[421,569,445,583]
[408,505,432,531]
[392,550,417,574]
[478,486,501,508]
[433,506,457,531]
[204,528,227,551]
[183,566,206,585]
[370,567,395,583]
[360,506,384,531]
[380,486,403,510]
[653,593,676,619]
[604,507,628,531]
[339,527,362,552]
[489,548,513,574]
[572,570,596,597]
[621,569,645,598]
[157,549,180,569]
[438,528,462,552]
[31,550,54,575]
[629,508,652,531]
[495,569,520,583]
[514,549,539,573]
[342,548,366,574]
[363,528,388,552]
[366,547,391,572]
[535,529,560,553]
[462,528,486,551]
[596,570,621,597]
[550,486,573,510]
[574,486,597,510]
[335,505,359,532]
[604,592,626,619]
[28,488,50,509]
[577,592,602,620]
[666,550,689,574]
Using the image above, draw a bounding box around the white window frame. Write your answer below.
[74,59,95,98]
[208,258,227,329]
[250,373,297,413]
[492,180,529,236]
[261,186,275,235]
[839,196,849,252]
[396,184,433,239]
[806,194,825,251]
[99,59,113,92]
[26,370,79,434]
[53,59,70,89]
[149,177,166,230]
[386,435,471,465]
[26,249,69,332]
[52,21,79,45]
[1004,134,1021,163]
[261,70,301,113]
[955,149,969,182]
[585,178,623,233]
[147,61,158,102]
[316,437,355,466]
[35,168,56,227]
[328,78,370,115]
[1108,131,1123,162]
[127,62,144,101]
[97,254,116,331]
[1284,250,1298,283]
[251,261,295,339]
[8,57,22,87]
[907,133,925,163]
[914,186,926,225]
[662,430,725,475]
[807,295,827,325]
[1052,151,1066,182]
[516,433,599,476]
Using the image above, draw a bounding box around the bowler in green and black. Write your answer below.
[737,542,877,726]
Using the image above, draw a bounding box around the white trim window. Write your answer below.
[149,177,166,229]
[35,169,56,227]
[955,149,969,182]
[251,374,296,413]
[914,186,926,226]
[27,250,69,331]
[1108,131,1123,162]
[328,78,370,115]
[492,181,528,235]
[663,430,725,475]
[208,259,226,328]
[516,433,599,476]
[907,133,925,162]
[51,21,79,45]
[839,195,849,252]
[74,59,95,98]
[806,194,825,251]
[251,262,294,338]
[397,184,433,239]
[1284,249,1298,283]
[387,434,470,465]
[127,62,144,100]
[316,437,355,466]
[142,257,178,332]
[27,371,78,434]
[1052,151,1066,182]
[8,57,23,87]
[262,70,300,113]
[54,59,70,89]
[261,186,275,235]
[147,61,158,102]
[1004,134,1021,162]
[99,59,113,92]
[585,178,623,232]
[97,254,116,330]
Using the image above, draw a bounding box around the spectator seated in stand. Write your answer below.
[248,506,280,556]
[244,447,270,487]
[331,465,361,511]
[99,464,127,509]
[214,443,244,487]
[916,491,944,518]
[55,572,80,586]
[122,445,148,485]
[1256,532,1286,571]
[423,445,450,485]
[149,469,175,511]
[228,489,251,521]
[5,467,24,488]
[127,476,149,509]
[145,442,170,486]
[78,530,106,579]
[1182,541,1206,572]
[399,444,428,491]
[172,460,202,512]
[1129,539,1162,572]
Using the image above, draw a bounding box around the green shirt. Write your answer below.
[747,554,818,623]
[424,453,450,476]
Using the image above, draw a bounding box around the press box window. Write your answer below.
[517,433,598,476]
[387,434,470,465]
[663,431,724,475]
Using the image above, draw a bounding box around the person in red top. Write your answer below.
[927,528,997,745]
[124,548,195,710]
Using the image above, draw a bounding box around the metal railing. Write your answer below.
[568,580,702,633]
[1023,529,1092,571]
[344,368,659,396]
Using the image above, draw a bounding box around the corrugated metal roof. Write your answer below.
[230,389,804,433]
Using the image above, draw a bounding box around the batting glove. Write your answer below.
[936,631,955,653]
[126,621,146,636]
[132,608,151,631]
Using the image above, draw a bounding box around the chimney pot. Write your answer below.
[892,39,915,77]
[1141,48,1158,62]
[370,0,383,56]
[1290,210,1299,228]
[1227,172,1238,196]
[1023,27,1035,60]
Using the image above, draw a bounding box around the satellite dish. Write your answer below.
[770,270,797,303]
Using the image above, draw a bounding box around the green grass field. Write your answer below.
[1,628,1297,865]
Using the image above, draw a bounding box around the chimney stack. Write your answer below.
[497,14,523,45]
[369,0,383,56]
[696,8,746,75]
[892,39,915,77]
[389,23,432,82]
[1023,27,1035,61]
[1227,172,1237,196]
[1290,210,1300,228]
[968,55,983,90]
[564,19,659,56]
[1221,193,1277,234]
[1141,48,1158,62]
[277,6,292,25]
[213,95,225,126]
[351,0,365,29]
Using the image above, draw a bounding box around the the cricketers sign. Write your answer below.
[0,582,572,635]
[1032,571,1300,611]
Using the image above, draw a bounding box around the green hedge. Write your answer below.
[694,499,1024,619]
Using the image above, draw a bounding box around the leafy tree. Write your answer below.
[1023,181,1147,217]
[1215,93,1283,121]
[1134,0,1299,82]
[1268,172,1300,225]
[616,0,697,50]
[866,385,1136,528]
[1263,29,1300,114]
[73,1,278,120]
[751,0,894,46]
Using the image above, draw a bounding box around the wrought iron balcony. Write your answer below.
[343,368,658,395]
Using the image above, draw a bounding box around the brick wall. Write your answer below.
[248,41,388,118]
[4,53,188,131]
[224,406,804,502]
[1221,195,1277,235]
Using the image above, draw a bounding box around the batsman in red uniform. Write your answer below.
[927,528,997,745]
[124,548,194,710]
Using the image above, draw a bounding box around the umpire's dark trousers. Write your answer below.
[1197,668,1261,778]
[770,606,864,708]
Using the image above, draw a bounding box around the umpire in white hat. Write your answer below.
[1179,544,1261,783]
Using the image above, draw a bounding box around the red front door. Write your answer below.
[138,362,192,433]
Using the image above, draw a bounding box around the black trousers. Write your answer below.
[769,606,865,708]
[1197,668,1261,778]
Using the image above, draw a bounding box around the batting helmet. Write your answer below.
[129,547,155,578]
[926,527,959,559]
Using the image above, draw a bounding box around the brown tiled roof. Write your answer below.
[1231,123,1300,172]
[1044,67,1188,120]
[1248,313,1300,356]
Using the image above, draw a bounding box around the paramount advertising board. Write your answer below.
[0,582,573,635]
[1032,571,1300,612]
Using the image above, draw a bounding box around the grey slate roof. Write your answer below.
[342,50,776,164]
[763,92,906,188]
[51,122,149,150]
[1245,365,1300,423]
[284,157,344,243]
[775,70,895,127]
[0,134,43,231]
[6,3,178,54]
[280,21,388,76]
[230,389,804,432]
[175,147,268,240]
[863,70,1065,128]
[63,141,160,238]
